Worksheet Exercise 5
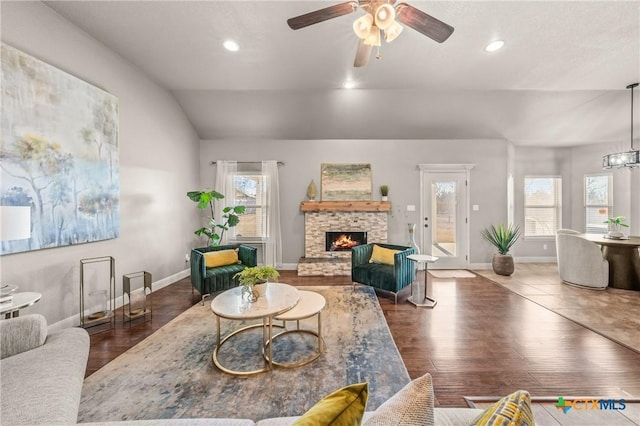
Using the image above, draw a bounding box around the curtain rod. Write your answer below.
[210,161,284,166]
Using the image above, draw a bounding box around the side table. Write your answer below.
[1,292,42,319]
[407,254,439,308]
[266,290,326,368]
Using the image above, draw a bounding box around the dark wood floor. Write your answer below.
[86,270,640,408]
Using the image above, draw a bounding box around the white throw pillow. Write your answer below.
[363,372,435,426]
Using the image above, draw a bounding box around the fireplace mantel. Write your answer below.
[300,201,391,212]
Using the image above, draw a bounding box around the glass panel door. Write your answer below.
[422,172,468,269]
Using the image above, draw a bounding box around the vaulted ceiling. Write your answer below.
[44,1,640,147]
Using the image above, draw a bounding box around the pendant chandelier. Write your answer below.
[603,83,640,169]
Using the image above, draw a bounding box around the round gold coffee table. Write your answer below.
[210,282,299,376]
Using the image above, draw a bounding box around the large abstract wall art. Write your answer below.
[1,43,119,255]
[321,163,372,201]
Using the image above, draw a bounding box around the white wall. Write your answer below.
[0,2,201,326]
[199,139,509,265]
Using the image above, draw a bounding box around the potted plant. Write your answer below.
[234,266,280,286]
[604,216,629,238]
[380,185,389,202]
[234,266,280,302]
[187,190,245,246]
[481,224,521,276]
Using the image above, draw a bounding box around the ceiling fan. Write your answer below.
[287,0,454,67]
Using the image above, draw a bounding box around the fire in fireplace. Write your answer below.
[325,231,367,251]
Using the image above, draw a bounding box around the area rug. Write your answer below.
[78,285,410,422]
[474,265,640,353]
[429,270,476,278]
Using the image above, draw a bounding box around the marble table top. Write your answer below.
[210,282,300,320]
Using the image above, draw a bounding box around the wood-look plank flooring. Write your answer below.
[86,268,640,409]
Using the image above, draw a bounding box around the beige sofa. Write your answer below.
[0,314,90,425]
[79,408,484,425]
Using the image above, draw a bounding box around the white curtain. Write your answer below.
[214,160,237,245]
[262,161,282,267]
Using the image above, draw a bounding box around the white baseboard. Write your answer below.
[469,263,491,270]
[514,257,557,263]
[279,263,298,271]
[48,269,190,334]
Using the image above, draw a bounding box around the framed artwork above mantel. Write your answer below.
[320,163,372,201]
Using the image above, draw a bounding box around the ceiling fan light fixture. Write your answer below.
[384,21,403,42]
[353,13,374,39]
[364,26,381,47]
[603,83,640,169]
[374,4,396,30]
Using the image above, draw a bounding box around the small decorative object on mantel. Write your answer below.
[604,216,629,239]
[234,266,280,303]
[380,185,389,202]
[481,224,521,276]
[306,180,317,201]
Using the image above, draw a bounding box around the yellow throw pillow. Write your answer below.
[469,390,534,426]
[369,245,399,265]
[292,382,368,426]
[363,373,434,425]
[204,249,240,268]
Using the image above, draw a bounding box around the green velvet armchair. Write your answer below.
[190,244,258,303]
[351,243,416,303]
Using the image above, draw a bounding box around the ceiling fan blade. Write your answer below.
[354,39,373,67]
[287,1,358,30]
[395,3,454,43]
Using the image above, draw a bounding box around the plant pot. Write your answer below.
[492,253,514,276]
[381,196,388,202]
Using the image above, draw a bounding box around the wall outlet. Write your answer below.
[543,244,548,250]
[185,253,190,262]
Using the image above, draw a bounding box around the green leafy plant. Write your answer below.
[187,189,245,246]
[481,224,521,255]
[604,216,629,227]
[380,185,389,197]
[234,266,280,286]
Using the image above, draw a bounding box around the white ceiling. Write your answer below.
[44,1,640,146]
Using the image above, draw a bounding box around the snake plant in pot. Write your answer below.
[481,224,521,276]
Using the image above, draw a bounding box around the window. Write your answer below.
[232,173,268,240]
[524,176,562,237]
[584,174,612,234]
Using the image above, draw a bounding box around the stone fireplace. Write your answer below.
[298,201,390,276]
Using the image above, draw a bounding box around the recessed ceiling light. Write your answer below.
[223,40,239,52]
[343,80,356,89]
[485,40,505,52]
